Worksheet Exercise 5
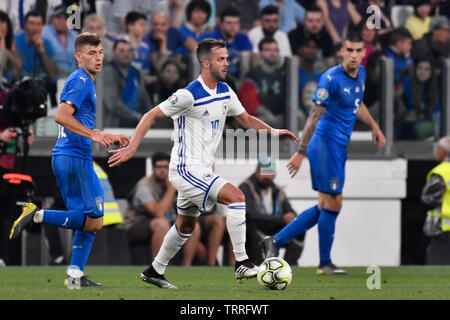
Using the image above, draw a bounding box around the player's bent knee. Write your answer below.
[177,216,197,235]
[84,215,103,232]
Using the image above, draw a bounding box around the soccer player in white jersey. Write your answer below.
[108,38,298,289]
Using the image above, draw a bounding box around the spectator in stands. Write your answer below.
[108,0,183,37]
[0,10,22,85]
[385,27,414,84]
[202,7,252,82]
[239,156,303,265]
[42,4,78,76]
[316,0,362,44]
[356,0,392,34]
[258,0,306,33]
[238,37,286,128]
[411,16,450,72]
[83,14,114,63]
[144,11,197,74]
[154,60,183,102]
[123,152,201,266]
[215,0,259,32]
[361,50,382,126]
[358,18,381,67]
[248,5,292,57]
[401,57,439,140]
[2,0,61,34]
[15,10,57,78]
[288,4,334,58]
[297,36,322,128]
[121,11,151,75]
[15,11,58,104]
[321,41,344,70]
[102,39,151,128]
[384,28,414,134]
[406,0,432,40]
[150,60,184,129]
[429,0,450,20]
[178,0,212,54]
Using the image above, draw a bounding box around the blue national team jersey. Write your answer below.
[313,64,366,146]
[52,67,97,159]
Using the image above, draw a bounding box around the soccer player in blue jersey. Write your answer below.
[261,32,386,275]
[108,38,298,289]
[9,32,129,287]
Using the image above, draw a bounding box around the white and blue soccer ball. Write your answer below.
[257,257,292,290]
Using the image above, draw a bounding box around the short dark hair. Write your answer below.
[113,39,131,51]
[306,4,323,14]
[125,11,147,26]
[219,7,240,22]
[260,5,278,17]
[390,27,412,45]
[298,35,320,49]
[344,31,364,43]
[75,32,101,51]
[196,38,226,63]
[186,0,212,22]
[152,152,170,167]
[258,37,277,52]
[24,10,44,24]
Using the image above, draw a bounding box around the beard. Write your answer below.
[262,28,276,38]
[210,66,227,82]
[257,178,273,189]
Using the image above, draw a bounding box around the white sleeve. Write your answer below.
[227,87,246,117]
[158,89,194,119]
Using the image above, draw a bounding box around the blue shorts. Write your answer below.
[52,155,104,218]
[307,133,347,195]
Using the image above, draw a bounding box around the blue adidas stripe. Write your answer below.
[177,116,208,192]
[193,96,230,107]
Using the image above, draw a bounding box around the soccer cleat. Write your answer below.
[316,262,347,275]
[259,236,279,259]
[64,276,103,289]
[9,203,38,240]
[140,266,178,289]
[235,259,259,280]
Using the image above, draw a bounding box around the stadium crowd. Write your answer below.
[0,0,448,139]
[0,0,449,267]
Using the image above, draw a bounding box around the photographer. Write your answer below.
[0,90,35,266]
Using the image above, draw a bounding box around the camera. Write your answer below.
[3,77,48,127]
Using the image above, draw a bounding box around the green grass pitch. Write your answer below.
[1,266,450,300]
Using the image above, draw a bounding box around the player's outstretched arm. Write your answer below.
[287,104,326,178]
[357,102,386,149]
[108,106,166,167]
[233,111,298,143]
[55,103,114,148]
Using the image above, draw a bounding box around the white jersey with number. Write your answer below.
[159,75,245,176]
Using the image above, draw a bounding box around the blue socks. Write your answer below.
[42,210,87,230]
[273,205,340,267]
[318,207,339,266]
[274,205,320,248]
[69,230,96,272]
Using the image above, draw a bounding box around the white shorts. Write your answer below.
[169,166,228,217]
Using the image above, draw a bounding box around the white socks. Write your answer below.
[33,210,44,223]
[226,202,249,262]
[152,224,191,275]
